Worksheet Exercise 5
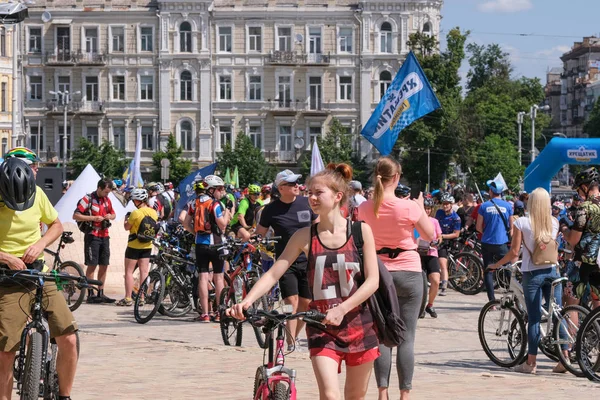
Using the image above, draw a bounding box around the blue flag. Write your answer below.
[175,163,218,216]
[361,52,441,156]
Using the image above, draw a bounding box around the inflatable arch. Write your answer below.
[524,138,600,193]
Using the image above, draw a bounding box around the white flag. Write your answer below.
[131,125,142,187]
[311,138,325,176]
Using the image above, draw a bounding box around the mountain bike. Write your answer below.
[446,246,484,295]
[0,268,102,400]
[244,308,348,400]
[43,231,86,312]
[575,304,600,382]
[478,263,588,376]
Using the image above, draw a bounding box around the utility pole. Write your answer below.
[517,111,526,166]
[530,105,537,163]
[50,89,80,181]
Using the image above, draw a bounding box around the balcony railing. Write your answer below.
[45,52,76,65]
[75,51,107,65]
[46,99,106,114]
[265,51,331,65]
[277,150,295,162]
[268,99,303,112]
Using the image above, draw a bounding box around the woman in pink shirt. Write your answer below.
[358,157,433,400]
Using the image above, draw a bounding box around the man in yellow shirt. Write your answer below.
[0,158,79,400]
[117,188,158,306]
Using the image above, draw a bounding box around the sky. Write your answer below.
[441,0,600,86]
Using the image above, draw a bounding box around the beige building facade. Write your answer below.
[0,26,13,156]
[20,0,442,167]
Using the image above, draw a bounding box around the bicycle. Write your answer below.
[444,243,485,295]
[0,268,102,400]
[43,231,86,312]
[243,307,348,400]
[478,263,588,376]
[575,303,600,382]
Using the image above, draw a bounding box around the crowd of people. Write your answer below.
[2,145,600,400]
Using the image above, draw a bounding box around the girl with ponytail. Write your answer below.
[358,156,434,400]
[228,163,381,399]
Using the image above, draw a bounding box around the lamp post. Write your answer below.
[517,111,526,166]
[530,104,550,163]
[49,90,80,181]
[553,132,569,185]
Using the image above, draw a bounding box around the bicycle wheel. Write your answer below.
[449,252,483,295]
[273,382,290,400]
[134,271,165,324]
[57,261,86,312]
[21,331,43,400]
[252,294,270,349]
[253,366,267,399]
[159,275,192,317]
[478,300,527,368]
[552,305,588,377]
[219,287,243,346]
[576,306,600,382]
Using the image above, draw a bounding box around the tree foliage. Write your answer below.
[217,132,276,187]
[69,138,128,179]
[467,134,524,189]
[151,134,192,186]
[584,99,600,138]
[466,43,512,92]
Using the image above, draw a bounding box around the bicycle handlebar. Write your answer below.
[0,268,103,287]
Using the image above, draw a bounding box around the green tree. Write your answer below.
[217,132,276,187]
[468,134,524,189]
[151,134,192,185]
[466,43,512,92]
[69,138,128,178]
[584,98,600,137]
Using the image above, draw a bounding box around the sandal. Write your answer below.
[116,298,133,306]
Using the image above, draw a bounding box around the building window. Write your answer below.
[84,27,98,53]
[380,71,392,99]
[141,126,153,150]
[112,75,125,100]
[30,125,44,151]
[277,27,291,51]
[180,22,192,53]
[111,27,124,52]
[1,138,6,156]
[380,22,392,53]
[308,27,322,55]
[0,28,5,57]
[180,120,193,151]
[1,82,6,112]
[219,75,232,100]
[57,27,71,59]
[279,125,292,152]
[29,76,42,100]
[277,76,291,107]
[58,76,70,94]
[339,27,352,53]
[219,125,232,149]
[140,27,153,52]
[140,76,153,101]
[58,124,71,159]
[248,125,261,149]
[180,71,192,101]
[218,26,232,53]
[85,76,99,101]
[309,76,322,110]
[423,22,432,37]
[86,126,99,146]
[29,27,42,53]
[248,26,262,52]
[308,126,321,149]
[113,126,125,150]
[339,76,352,101]
[248,75,262,101]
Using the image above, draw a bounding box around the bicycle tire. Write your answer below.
[219,287,243,346]
[448,252,484,295]
[552,305,588,377]
[576,306,600,382]
[478,300,527,368]
[253,294,270,349]
[134,271,165,324]
[57,261,86,312]
[273,382,290,400]
[21,331,43,400]
[253,366,267,399]
[419,270,428,318]
[159,275,192,317]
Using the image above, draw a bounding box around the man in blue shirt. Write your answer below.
[476,180,513,301]
[435,193,462,296]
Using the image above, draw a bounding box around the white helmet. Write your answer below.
[204,175,224,189]
[131,188,148,202]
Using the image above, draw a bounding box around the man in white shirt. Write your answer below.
[350,180,367,205]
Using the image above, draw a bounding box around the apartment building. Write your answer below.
[0,26,13,156]
[20,0,442,166]
[558,36,600,137]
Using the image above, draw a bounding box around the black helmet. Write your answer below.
[572,167,599,190]
[0,157,37,211]
[395,183,411,198]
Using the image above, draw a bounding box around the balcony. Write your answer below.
[46,99,106,115]
[45,52,76,65]
[265,51,331,65]
[75,51,107,66]
[277,151,295,163]
[267,99,303,114]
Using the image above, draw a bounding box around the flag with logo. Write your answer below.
[361,51,441,156]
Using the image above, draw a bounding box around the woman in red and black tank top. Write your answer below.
[228,163,380,399]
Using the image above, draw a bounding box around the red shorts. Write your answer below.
[309,347,380,374]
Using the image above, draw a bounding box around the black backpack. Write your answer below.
[352,221,406,348]
[133,215,159,243]
[75,193,94,234]
[159,192,173,220]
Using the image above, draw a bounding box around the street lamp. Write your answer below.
[49,90,80,181]
[530,104,550,163]
[517,111,527,166]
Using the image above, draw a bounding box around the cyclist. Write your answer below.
[229,163,380,400]
[552,201,564,219]
[4,147,41,177]
[183,175,233,323]
[260,184,272,205]
[418,198,441,318]
[146,182,165,221]
[118,188,158,306]
[435,193,461,296]
[230,184,263,242]
[0,158,78,400]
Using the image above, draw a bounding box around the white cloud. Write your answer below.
[478,0,533,13]
[535,45,571,57]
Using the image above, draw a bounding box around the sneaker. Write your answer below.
[211,313,221,323]
[419,310,426,319]
[86,295,103,304]
[99,294,116,304]
[116,297,133,307]
[439,288,447,297]
[425,306,438,318]
[194,314,210,323]
[514,362,536,374]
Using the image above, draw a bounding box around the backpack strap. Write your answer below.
[307,223,318,267]
[351,221,365,272]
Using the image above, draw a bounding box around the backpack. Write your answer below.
[131,214,159,243]
[75,193,94,234]
[159,193,173,220]
[351,221,406,348]
[194,197,218,234]
[523,235,559,266]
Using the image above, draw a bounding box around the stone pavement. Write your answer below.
[13,290,599,399]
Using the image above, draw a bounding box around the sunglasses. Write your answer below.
[281,182,299,187]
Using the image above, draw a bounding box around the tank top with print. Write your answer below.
[306,224,379,353]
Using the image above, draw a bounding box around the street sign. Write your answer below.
[161,166,170,181]
[160,158,171,168]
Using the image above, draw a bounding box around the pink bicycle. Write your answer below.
[243,308,348,400]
